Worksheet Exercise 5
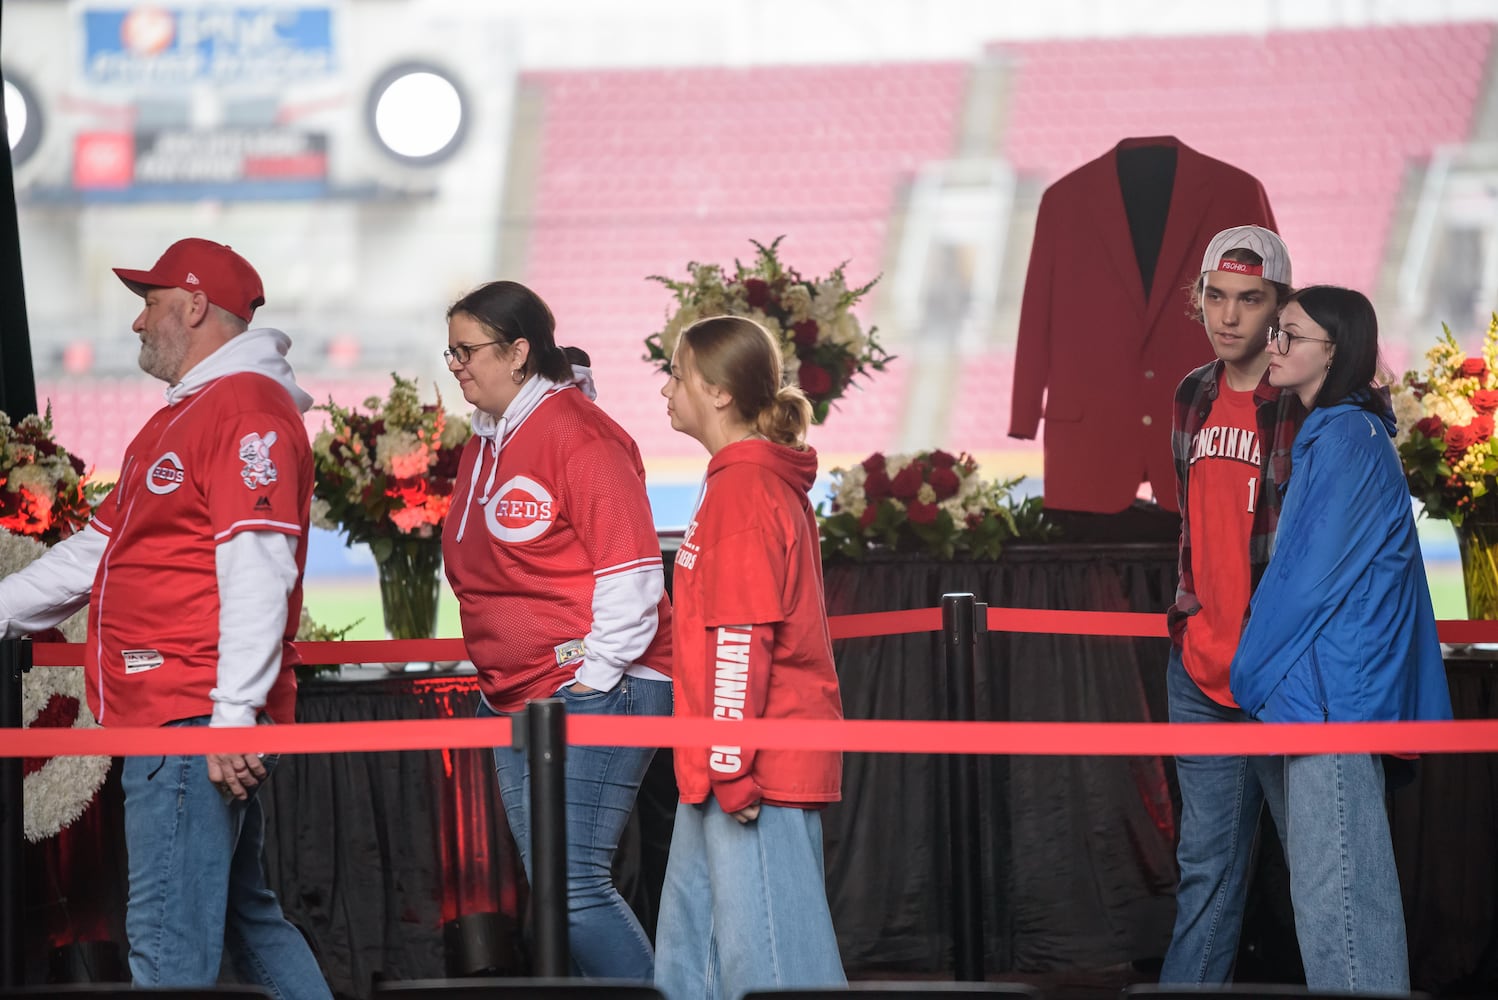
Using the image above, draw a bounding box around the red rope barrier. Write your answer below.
[15,603,1497,759]
[28,606,1498,665]
[2,715,1497,758]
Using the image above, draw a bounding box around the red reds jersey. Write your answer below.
[443,386,672,711]
[86,373,310,727]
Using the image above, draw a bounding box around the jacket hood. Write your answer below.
[706,439,819,497]
[1298,387,1396,447]
[165,327,314,414]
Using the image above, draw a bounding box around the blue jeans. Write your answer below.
[484,675,672,980]
[1160,647,1287,985]
[655,799,846,1000]
[121,718,331,999]
[1285,752,1409,993]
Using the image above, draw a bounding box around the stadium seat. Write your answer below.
[741,985,1043,998]
[1121,985,1432,1000]
[0,987,271,998]
[373,978,665,999]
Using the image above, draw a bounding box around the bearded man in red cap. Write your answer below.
[0,238,331,997]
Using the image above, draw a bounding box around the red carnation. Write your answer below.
[798,363,833,397]
[864,469,893,501]
[907,500,939,525]
[930,466,961,500]
[1414,416,1446,439]
[862,452,886,475]
[743,278,771,309]
[1474,389,1498,415]
[890,464,924,502]
[1461,358,1488,380]
[928,450,959,469]
[792,319,820,348]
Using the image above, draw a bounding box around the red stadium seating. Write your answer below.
[520,63,969,458]
[951,23,1494,451]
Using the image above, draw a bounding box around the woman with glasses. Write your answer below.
[441,279,673,980]
[1230,285,1452,993]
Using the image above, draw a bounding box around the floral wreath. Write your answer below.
[1,531,111,841]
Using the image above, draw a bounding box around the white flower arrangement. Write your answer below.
[0,531,111,842]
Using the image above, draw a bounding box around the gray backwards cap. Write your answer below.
[1200,225,1291,286]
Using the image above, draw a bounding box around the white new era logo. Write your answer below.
[185,272,200,285]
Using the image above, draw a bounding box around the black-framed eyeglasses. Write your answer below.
[443,341,503,366]
[1267,327,1334,355]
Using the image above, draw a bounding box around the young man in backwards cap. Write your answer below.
[1160,225,1301,985]
[0,238,331,997]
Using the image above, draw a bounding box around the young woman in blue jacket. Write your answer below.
[1230,285,1453,994]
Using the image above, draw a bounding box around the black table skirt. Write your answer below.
[18,545,1498,998]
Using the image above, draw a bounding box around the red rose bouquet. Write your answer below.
[817,448,1051,560]
[645,237,891,424]
[1391,314,1498,525]
[0,406,99,547]
[310,374,472,558]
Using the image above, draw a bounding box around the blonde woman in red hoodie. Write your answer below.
[655,316,846,1000]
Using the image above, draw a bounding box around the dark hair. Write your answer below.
[446,281,572,383]
[1286,285,1382,411]
[680,316,811,449]
[1188,248,1292,322]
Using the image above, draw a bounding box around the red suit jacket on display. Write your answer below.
[1008,136,1276,514]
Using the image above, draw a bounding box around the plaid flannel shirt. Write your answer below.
[1168,360,1304,647]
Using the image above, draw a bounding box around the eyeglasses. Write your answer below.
[443,341,503,366]
[1267,327,1334,355]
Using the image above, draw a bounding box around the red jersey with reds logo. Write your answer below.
[86,373,310,727]
[443,384,672,710]
[671,439,841,811]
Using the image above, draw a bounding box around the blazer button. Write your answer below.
[1144,370,1155,379]
[1142,415,1153,426]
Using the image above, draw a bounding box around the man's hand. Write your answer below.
[207,752,266,801]
[730,804,761,825]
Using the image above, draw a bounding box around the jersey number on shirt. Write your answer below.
[1246,476,1257,514]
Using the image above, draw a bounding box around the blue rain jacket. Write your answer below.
[1230,398,1453,723]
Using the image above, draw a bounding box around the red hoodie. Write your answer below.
[670,439,842,812]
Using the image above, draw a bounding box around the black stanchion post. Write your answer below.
[526,698,569,976]
[941,593,985,982]
[0,637,30,987]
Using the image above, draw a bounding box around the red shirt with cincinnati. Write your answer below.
[86,373,309,728]
[443,386,672,710]
[671,439,842,813]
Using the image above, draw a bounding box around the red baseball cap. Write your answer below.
[113,238,265,322]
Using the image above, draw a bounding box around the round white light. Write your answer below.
[5,79,30,152]
[372,70,464,161]
[4,75,42,166]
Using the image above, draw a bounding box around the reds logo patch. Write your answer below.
[239,431,279,489]
[146,452,186,495]
[483,475,556,543]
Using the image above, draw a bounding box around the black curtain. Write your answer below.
[821,545,1180,974]
[259,675,527,1000]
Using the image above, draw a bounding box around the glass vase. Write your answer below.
[1455,519,1498,621]
[377,538,444,671]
